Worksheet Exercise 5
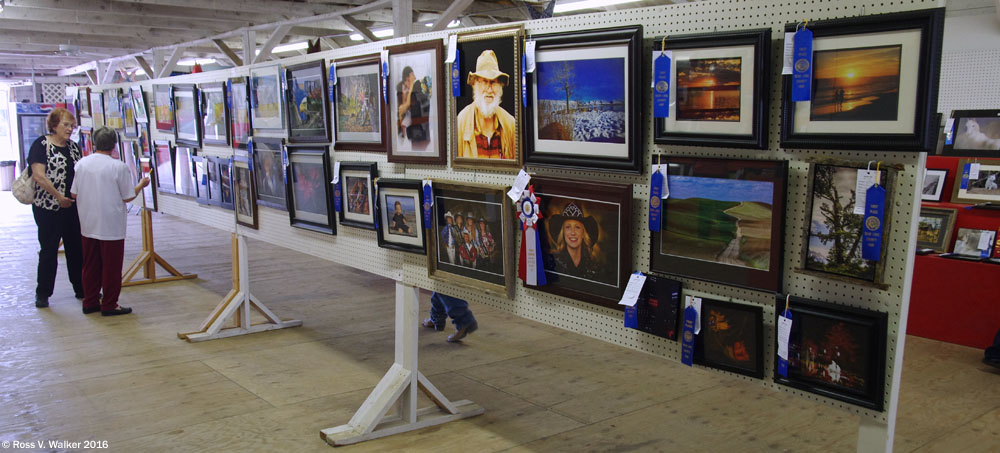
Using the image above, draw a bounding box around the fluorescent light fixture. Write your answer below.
[349,27,395,41]
[553,0,642,14]
[273,41,309,53]
[424,20,461,28]
[134,68,146,76]
[178,58,216,66]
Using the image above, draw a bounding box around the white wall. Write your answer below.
[938,1,1000,114]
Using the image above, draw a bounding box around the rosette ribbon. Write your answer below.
[517,186,547,286]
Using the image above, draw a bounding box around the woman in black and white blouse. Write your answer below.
[28,107,84,308]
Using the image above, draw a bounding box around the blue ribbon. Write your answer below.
[680,305,697,366]
[451,49,461,97]
[329,62,337,104]
[381,61,389,104]
[960,163,971,189]
[653,53,670,118]
[791,27,814,102]
[624,304,638,329]
[423,182,433,229]
[250,77,258,109]
[649,169,663,231]
[532,226,547,285]
[333,181,342,213]
[521,53,527,108]
[861,184,886,261]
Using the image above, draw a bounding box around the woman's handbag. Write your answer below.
[11,167,35,204]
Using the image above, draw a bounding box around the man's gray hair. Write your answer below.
[93,127,118,152]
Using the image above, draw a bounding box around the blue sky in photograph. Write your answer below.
[668,175,773,204]
[386,195,415,213]
[536,58,624,103]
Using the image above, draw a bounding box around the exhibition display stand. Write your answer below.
[122,209,198,287]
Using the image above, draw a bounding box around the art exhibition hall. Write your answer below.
[0,0,998,451]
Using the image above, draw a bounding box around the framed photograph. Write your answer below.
[532,177,632,309]
[921,168,948,201]
[229,76,252,151]
[123,142,139,183]
[429,182,514,298]
[649,157,787,292]
[153,84,174,133]
[338,162,377,229]
[139,156,158,212]
[90,91,105,128]
[951,228,996,258]
[951,158,1000,204]
[206,157,223,207]
[174,146,196,198]
[201,82,230,146]
[387,40,447,165]
[217,157,235,211]
[333,55,388,152]
[79,128,94,156]
[285,61,330,143]
[285,145,335,234]
[694,297,764,379]
[375,179,427,254]
[774,294,888,411]
[104,88,123,130]
[780,8,945,151]
[943,110,1000,157]
[451,26,523,170]
[122,95,138,138]
[192,154,211,205]
[804,163,892,285]
[251,137,287,210]
[138,123,151,158]
[917,206,956,253]
[250,64,285,131]
[152,140,175,194]
[130,86,148,123]
[172,84,201,148]
[77,88,91,119]
[524,26,642,173]
[232,156,258,229]
[653,28,771,149]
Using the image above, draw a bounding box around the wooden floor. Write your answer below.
[1,192,998,453]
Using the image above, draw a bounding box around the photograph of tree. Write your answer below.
[676,57,741,121]
[810,45,902,121]
[336,68,381,135]
[806,165,887,281]
[535,57,625,143]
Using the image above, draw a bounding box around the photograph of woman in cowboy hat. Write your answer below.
[544,200,605,282]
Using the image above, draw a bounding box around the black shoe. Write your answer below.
[75,291,85,299]
[101,306,133,317]
[35,297,49,308]
[82,306,101,314]
[447,321,478,342]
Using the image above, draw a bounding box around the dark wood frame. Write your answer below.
[172,84,202,148]
[285,145,335,234]
[773,294,888,411]
[649,157,788,292]
[653,28,771,149]
[428,181,515,299]
[250,136,288,211]
[386,39,447,165]
[153,84,174,133]
[216,156,235,211]
[250,64,286,132]
[338,162,378,230]
[524,26,643,172]
[917,206,956,253]
[531,176,633,309]
[152,140,175,194]
[375,178,428,254]
[201,82,231,146]
[284,60,331,143]
[232,156,259,229]
[779,8,945,151]
[333,54,389,152]
[130,85,148,123]
[228,76,252,151]
[951,158,1000,204]
[942,110,1000,157]
[694,297,764,379]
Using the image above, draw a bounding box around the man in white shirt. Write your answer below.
[70,127,149,316]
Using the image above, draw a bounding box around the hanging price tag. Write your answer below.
[649,165,664,232]
[507,169,531,202]
[680,303,697,366]
[970,163,981,180]
[652,51,671,118]
[861,184,886,261]
[777,309,793,377]
[687,295,702,334]
[791,26,813,101]
[331,161,342,212]
[854,169,877,215]
[451,47,462,97]
[423,180,433,229]
[618,272,646,308]
[781,32,795,75]
[659,164,669,198]
[525,40,537,73]
[445,35,458,63]
[978,232,992,251]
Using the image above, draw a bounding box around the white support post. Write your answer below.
[158,46,185,79]
[178,233,302,342]
[393,0,413,37]
[320,281,484,446]
[254,25,292,64]
[242,30,256,68]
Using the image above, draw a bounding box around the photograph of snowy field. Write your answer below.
[535,57,626,143]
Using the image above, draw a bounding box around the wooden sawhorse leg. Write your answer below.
[122,209,197,287]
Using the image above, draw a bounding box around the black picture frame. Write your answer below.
[649,157,788,292]
[233,156,259,229]
[917,206,956,253]
[285,145,335,234]
[333,54,389,153]
[192,153,211,205]
[525,26,643,172]
[130,85,149,124]
[229,76,252,151]
[174,146,196,198]
[122,95,139,138]
[943,110,1000,157]
[694,297,764,379]
[152,140,175,194]
[201,82,231,147]
[653,28,771,149]
[172,84,201,148]
[138,154,158,212]
[104,88,123,131]
[250,137,288,211]
[386,39,448,165]
[774,294,888,411]
[375,178,428,254]
[216,157,235,211]
[338,162,378,230]
[284,60,331,143]
[921,168,948,202]
[779,8,945,151]
[153,84,175,133]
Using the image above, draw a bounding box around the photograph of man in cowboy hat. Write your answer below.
[455,45,518,160]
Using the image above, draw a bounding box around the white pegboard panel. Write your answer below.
[937,49,1000,116]
[86,0,943,432]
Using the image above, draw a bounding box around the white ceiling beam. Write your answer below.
[133,56,154,80]
[242,30,256,68]
[158,46,186,78]
[4,1,276,26]
[102,60,119,84]
[342,16,377,42]
[394,0,414,37]
[430,0,473,31]
[320,37,341,50]
[253,25,292,64]
[0,5,242,32]
[113,0,336,16]
[86,70,98,85]
[58,61,99,77]
[212,39,243,67]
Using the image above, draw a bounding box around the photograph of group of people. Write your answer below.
[436,203,504,275]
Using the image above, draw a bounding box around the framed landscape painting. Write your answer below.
[533,177,632,309]
[780,8,945,151]
[921,168,948,202]
[229,76,252,151]
[251,137,288,210]
[774,294,887,411]
[250,64,285,131]
[130,86,148,123]
[152,140,175,194]
[943,110,1000,157]
[951,158,1000,204]
[201,82,230,146]
[285,61,330,143]
[104,88,123,130]
[649,157,787,292]
[526,26,642,172]
[153,84,174,133]
[338,162,377,230]
[451,26,523,170]
[232,156,258,229]
[172,84,201,148]
[916,206,956,253]
[333,55,388,152]
[429,182,514,298]
[694,297,764,379]
[654,28,771,149]
[285,145,335,234]
[387,40,447,165]
[90,91,105,128]
[375,179,427,254]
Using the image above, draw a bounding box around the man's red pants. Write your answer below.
[81,236,125,311]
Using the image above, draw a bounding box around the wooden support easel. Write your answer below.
[178,233,301,342]
[122,209,197,287]
[321,281,484,446]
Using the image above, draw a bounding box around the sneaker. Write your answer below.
[422,318,444,331]
[35,297,49,308]
[101,306,133,317]
[447,321,478,342]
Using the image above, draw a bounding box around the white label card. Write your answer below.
[978,232,992,251]
[660,164,669,198]
[445,35,457,64]
[945,118,955,135]
[686,296,702,334]
[507,169,531,202]
[970,163,981,180]
[525,40,537,73]
[782,32,795,75]
[777,315,793,360]
[618,272,646,307]
[331,162,340,184]
[854,169,877,215]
